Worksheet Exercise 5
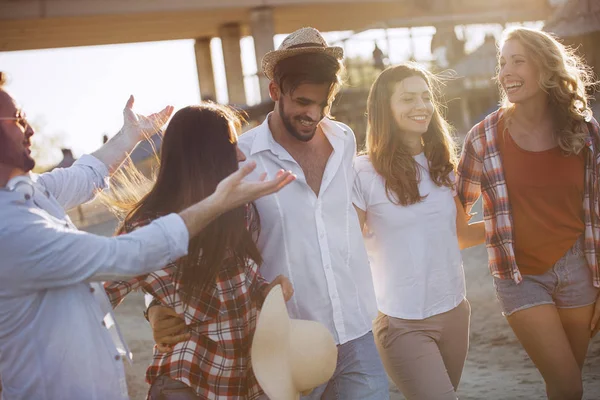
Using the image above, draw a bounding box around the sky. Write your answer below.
[0,23,538,167]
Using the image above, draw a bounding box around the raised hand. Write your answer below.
[179,161,296,238]
[121,95,174,143]
[212,161,296,214]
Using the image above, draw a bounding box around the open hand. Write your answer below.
[213,161,296,214]
[122,95,174,143]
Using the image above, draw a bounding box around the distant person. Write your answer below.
[147,27,390,400]
[354,63,484,399]
[103,103,294,400]
[54,148,76,169]
[0,70,294,400]
[373,43,385,71]
[457,27,600,399]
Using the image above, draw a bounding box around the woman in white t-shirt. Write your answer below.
[353,63,484,400]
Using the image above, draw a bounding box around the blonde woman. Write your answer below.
[457,27,600,399]
[353,63,484,399]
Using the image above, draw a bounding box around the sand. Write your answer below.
[84,206,600,400]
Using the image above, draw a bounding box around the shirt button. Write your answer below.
[115,355,121,361]
[89,287,95,293]
[24,194,31,200]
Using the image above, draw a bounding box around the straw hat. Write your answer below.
[251,285,338,400]
[262,27,344,80]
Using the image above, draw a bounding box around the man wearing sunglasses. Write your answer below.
[0,72,295,400]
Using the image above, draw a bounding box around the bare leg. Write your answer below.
[506,304,583,400]
[557,304,594,370]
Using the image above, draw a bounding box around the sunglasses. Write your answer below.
[0,110,29,130]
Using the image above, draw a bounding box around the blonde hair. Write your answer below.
[366,63,457,206]
[498,27,596,154]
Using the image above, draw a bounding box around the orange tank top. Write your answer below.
[498,119,585,275]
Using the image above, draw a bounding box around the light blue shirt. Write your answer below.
[0,155,189,400]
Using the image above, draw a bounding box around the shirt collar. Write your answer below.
[4,173,34,192]
[249,112,349,156]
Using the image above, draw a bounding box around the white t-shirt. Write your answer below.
[353,154,466,320]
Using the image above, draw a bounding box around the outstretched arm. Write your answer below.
[1,161,296,295]
[37,96,173,209]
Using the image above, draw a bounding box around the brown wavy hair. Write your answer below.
[497,27,596,154]
[273,52,345,118]
[104,103,262,306]
[366,63,457,206]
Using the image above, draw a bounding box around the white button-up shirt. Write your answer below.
[238,116,377,345]
[0,155,189,400]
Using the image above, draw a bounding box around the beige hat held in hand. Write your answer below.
[251,285,338,400]
[261,27,344,81]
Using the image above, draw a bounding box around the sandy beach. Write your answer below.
[84,203,600,400]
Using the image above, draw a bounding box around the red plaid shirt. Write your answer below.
[104,218,269,400]
[457,108,600,287]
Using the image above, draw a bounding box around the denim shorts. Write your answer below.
[493,238,599,316]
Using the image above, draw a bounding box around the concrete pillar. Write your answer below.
[194,37,217,102]
[250,6,275,102]
[218,22,246,106]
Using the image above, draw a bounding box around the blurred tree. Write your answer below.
[28,118,67,173]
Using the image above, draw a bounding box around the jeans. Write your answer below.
[302,331,389,400]
[148,376,200,400]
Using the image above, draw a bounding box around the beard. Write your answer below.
[0,126,35,172]
[278,100,320,143]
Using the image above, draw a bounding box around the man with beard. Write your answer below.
[0,72,295,400]
[148,27,389,399]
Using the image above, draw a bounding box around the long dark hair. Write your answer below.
[110,103,262,305]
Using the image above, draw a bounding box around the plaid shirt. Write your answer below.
[457,108,600,288]
[104,218,269,400]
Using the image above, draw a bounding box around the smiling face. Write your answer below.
[273,82,330,143]
[498,39,544,105]
[390,75,434,140]
[0,90,35,173]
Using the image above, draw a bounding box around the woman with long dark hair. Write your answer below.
[353,63,484,399]
[104,103,293,400]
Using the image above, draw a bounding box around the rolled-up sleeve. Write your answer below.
[36,154,110,210]
[0,205,189,296]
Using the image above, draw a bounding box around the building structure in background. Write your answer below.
[2,0,558,107]
[448,34,499,134]
[544,0,600,116]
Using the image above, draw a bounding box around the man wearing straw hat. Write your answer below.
[148,27,389,399]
